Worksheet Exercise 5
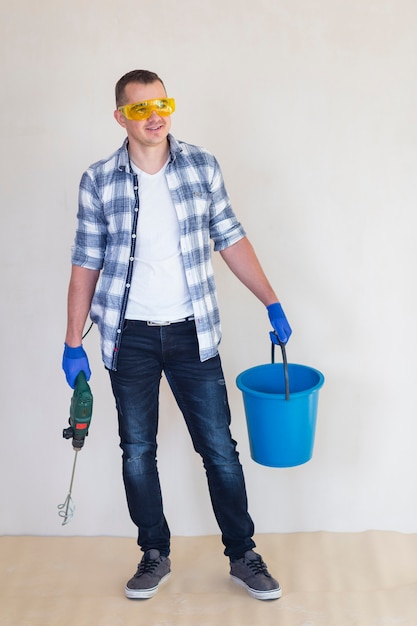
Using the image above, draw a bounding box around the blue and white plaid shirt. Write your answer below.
[72,135,246,370]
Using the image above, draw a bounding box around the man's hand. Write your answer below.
[62,343,91,389]
[267,302,292,345]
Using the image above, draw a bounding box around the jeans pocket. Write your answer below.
[122,318,131,332]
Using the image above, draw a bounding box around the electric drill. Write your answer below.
[63,371,93,450]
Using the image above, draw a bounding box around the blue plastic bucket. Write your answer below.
[236,363,325,467]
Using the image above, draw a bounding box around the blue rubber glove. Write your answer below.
[267,302,292,345]
[62,343,91,389]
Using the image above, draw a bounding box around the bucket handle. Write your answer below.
[270,333,290,401]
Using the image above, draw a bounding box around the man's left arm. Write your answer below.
[219,236,292,344]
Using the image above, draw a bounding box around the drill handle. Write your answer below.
[63,370,93,450]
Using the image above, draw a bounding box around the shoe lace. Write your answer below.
[136,556,161,577]
[246,556,271,578]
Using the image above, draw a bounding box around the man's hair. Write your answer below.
[115,70,166,106]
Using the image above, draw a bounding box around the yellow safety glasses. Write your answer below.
[117,98,176,121]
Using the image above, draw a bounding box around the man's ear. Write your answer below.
[114,109,127,128]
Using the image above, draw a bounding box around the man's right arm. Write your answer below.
[65,265,100,347]
[62,265,100,388]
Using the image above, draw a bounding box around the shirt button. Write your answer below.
[117,328,121,334]
[132,234,136,238]
[126,283,130,288]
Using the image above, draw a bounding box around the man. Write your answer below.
[62,69,292,601]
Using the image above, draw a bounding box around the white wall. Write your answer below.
[1,0,416,538]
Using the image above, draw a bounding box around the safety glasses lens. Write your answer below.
[121,98,175,120]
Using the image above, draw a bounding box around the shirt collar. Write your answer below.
[117,134,182,172]
[167,134,183,162]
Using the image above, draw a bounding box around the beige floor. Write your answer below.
[1,532,417,626]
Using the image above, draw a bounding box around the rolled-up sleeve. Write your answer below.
[71,170,107,269]
[208,157,246,251]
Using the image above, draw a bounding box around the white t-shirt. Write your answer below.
[125,161,193,321]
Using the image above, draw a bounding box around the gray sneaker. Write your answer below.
[125,549,171,599]
[230,550,282,600]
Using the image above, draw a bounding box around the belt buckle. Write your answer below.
[147,320,171,326]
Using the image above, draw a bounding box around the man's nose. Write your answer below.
[147,109,161,121]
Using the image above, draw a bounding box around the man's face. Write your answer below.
[114,80,172,148]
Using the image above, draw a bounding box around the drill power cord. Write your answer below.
[82,322,93,340]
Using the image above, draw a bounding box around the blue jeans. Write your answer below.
[108,319,255,559]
